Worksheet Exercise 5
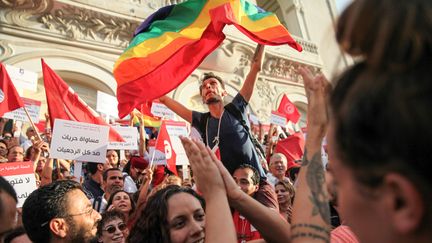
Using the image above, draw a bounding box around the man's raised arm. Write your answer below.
[159,95,193,123]
[239,44,265,102]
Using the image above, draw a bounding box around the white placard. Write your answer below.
[270,111,287,127]
[149,121,189,166]
[50,119,109,163]
[96,91,119,118]
[0,162,37,207]
[148,147,167,165]
[107,126,139,150]
[249,114,259,125]
[165,122,189,165]
[2,97,41,123]
[5,65,38,91]
[151,101,176,120]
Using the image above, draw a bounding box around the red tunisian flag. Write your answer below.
[277,94,300,123]
[155,121,178,175]
[41,59,124,142]
[274,132,305,169]
[0,64,25,117]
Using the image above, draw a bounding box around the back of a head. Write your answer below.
[128,185,205,243]
[0,176,17,203]
[0,176,17,237]
[330,60,432,227]
[22,180,81,243]
[336,0,432,71]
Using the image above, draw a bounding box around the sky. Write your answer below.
[335,0,352,13]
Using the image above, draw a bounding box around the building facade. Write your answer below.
[0,0,353,127]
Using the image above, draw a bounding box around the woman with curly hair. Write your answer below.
[128,185,205,243]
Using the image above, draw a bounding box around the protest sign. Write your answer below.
[107,126,138,150]
[151,101,176,120]
[96,91,119,118]
[148,139,166,165]
[5,65,38,92]
[50,119,109,163]
[2,97,41,123]
[0,162,37,207]
[270,111,287,127]
[150,121,188,171]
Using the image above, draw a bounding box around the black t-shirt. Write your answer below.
[192,94,266,178]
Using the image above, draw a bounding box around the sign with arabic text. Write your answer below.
[107,126,138,150]
[2,97,41,123]
[50,119,109,162]
[0,162,37,207]
[270,111,287,127]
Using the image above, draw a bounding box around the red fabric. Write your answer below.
[152,165,166,187]
[0,64,24,117]
[277,94,300,123]
[233,211,262,243]
[41,59,124,142]
[274,133,305,169]
[331,225,360,243]
[155,121,177,175]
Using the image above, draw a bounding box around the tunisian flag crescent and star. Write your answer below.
[41,59,124,142]
[277,94,300,124]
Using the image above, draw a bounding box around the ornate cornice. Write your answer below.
[0,0,140,48]
[38,4,139,47]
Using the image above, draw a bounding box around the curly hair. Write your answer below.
[96,210,126,239]
[128,185,205,243]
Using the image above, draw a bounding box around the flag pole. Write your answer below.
[149,121,162,169]
[23,106,43,141]
[149,113,167,169]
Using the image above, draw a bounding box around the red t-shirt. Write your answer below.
[233,211,262,243]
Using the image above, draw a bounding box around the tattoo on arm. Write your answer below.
[291,232,330,243]
[291,223,330,235]
[302,149,331,223]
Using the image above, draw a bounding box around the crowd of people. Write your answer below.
[0,0,431,242]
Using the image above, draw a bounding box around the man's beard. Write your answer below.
[66,218,98,243]
[205,97,221,104]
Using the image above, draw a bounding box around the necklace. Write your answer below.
[205,110,225,149]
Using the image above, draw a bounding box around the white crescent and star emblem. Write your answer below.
[284,103,294,114]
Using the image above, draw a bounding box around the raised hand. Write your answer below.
[180,137,225,196]
[298,67,331,139]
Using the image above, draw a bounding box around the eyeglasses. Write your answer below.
[3,136,11,140]
[103,223,127,234]
[40,207,95,228]
[67,207,94,217]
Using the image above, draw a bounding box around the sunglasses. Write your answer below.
[104,223,127,234]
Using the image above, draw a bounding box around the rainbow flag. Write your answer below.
[114,0,302,118]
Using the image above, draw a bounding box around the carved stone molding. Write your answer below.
[262,56,320,83]
[0,0,51,27]
[37,4,139,47]
[255,77,276,108]
[0,40,14,59]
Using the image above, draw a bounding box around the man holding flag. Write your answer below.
[160,45,278,209]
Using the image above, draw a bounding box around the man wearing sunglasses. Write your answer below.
[22,180,102,243]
